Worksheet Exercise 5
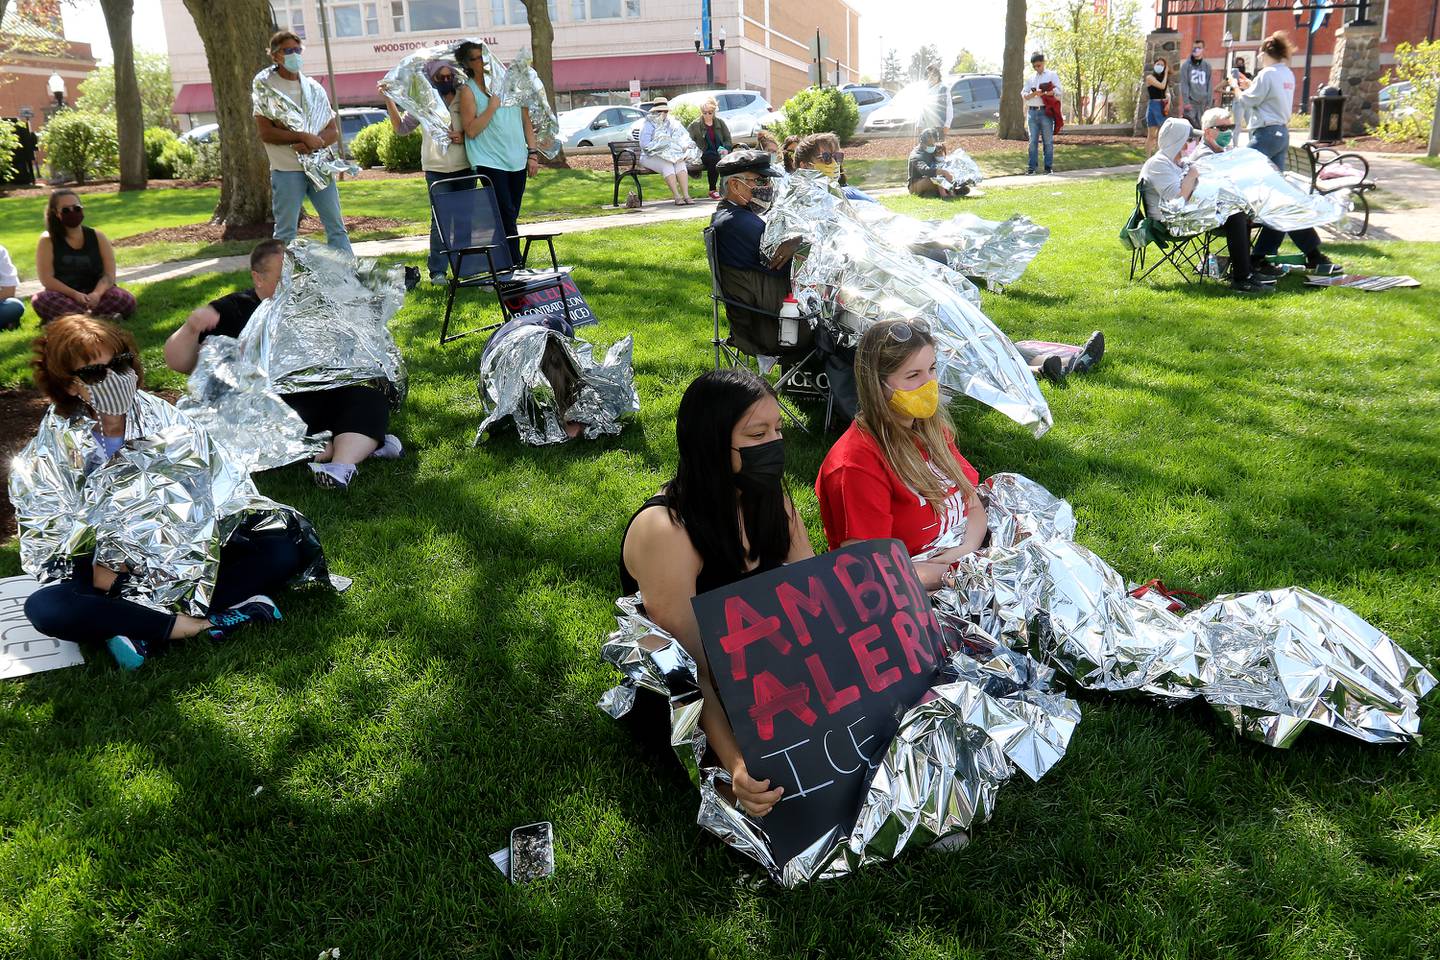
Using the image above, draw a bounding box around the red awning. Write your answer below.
[553,51,725,92]
[172,54,722,115]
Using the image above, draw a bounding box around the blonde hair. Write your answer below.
[854,320,974,511]
[701,97,718,113]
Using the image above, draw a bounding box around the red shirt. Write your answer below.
[815,422,980,555]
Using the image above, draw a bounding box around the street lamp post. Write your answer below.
[693,1,725,87]
[47,72,66,107]
[1293,5,1321,114]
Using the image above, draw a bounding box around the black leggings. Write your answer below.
[24,532,305,652]
[1253,226,1321,259]
[701,149,722,191]
[282,384,390,443]
[474,164,528,264]
[1219,212,1255,282]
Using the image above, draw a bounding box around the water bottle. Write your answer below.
[778,295,801,348]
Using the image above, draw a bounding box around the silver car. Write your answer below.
[625,89,776,141]
[845,86,893,124]
[559,105,647,148]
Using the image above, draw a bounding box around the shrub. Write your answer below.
[672,103,701,128]
[37,110,119,184]
[377,124,422,172]
[144,126,180,178]
[0,121,18,182]
[172,140,220,182]
[350,120,387,168]
[1373,40,1438,145]
[769,87,861,144]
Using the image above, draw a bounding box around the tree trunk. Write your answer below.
[98,0,146,191]
[522,0,568,167]
[999,0,1028,140]
[180,0,275,227]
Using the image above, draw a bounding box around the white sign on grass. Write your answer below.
[0,576,85,678]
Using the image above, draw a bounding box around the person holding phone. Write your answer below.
[1144,56,1170,154]
[1230,32,1296,171]
[1021,51,1062,174]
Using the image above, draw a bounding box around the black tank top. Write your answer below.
[618,493,776,597]
[1148,68,1167,99]
[52,226,102,294]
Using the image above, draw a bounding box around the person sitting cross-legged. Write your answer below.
[32,189,137,324]
[907,127,962,198]
[163,239,403,490]
[1193,107,1338,277]
[1140,117,1272,294]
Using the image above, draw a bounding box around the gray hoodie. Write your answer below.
[1179,56,1212,108]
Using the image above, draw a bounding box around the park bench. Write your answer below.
[1286,141,1376,237]
[608,139,703,209]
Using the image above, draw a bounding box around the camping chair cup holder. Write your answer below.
[427,173,572,344]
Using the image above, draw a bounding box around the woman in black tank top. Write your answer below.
[618,369,813,818]
[33,188,137,324]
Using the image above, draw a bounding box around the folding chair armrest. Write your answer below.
[451,242,503,256]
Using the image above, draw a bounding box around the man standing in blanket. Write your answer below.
[253,31,353,254]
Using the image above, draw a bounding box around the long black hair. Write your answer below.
[46,188,79,240]
[665,369,790,578]
[454,41,487,89]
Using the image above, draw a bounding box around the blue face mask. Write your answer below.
[924,145,936,154]
[283,52,302,73]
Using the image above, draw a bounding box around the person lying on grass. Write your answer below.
[163,238,403,491]
[815,320,989,591]
[620,369,814,817]
[11,314,327,671]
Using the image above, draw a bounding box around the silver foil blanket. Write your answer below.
[938,147,984,188]
[235,240,408,404]
[378,42,561,160]
[853,205,1049,289]
[642,115,701,165]
[1159,147,1349,236]
[8,391,328,614]
[178,338,328,474]
[762,171,1051,436]
[251,66,358,189]
[597,593,1078,886]
[476,325,638,445]
[939,473,1437,748]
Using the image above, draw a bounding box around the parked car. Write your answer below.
[1379,81,1416,119]
[337,108,387,150]
[626,89,776,140]
[558,105,646,148]
[179,122,219,144]
[863,74,1001,134]
[844,85,893,124]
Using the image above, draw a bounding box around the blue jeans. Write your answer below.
[1145,100,1167,127]
[1027,107,1054,172]
[1248,123,1289,172]
[425,170,476,279]
[0,296,24,330]
[270,169,353,254]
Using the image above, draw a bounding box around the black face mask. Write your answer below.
[735,438,785,486]
[434,77,457,95]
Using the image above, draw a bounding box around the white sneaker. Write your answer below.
[310,461,357,489]
[369,434,403,460]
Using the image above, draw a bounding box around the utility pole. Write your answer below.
[315,0,345,158]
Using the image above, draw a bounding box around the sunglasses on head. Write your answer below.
[59,203,83,214]
[819,150,844,163]
[886,322,917,343]
[72,352,134,385]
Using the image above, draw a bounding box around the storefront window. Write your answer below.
[270,0,307,39]
[571,0,635,19]
[329,2,380,36]
[495,0,555,24]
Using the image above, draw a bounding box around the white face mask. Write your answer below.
[86,367,139,416]
[1154,63,1165,74]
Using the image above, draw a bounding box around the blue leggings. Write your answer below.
[25,533,303,651]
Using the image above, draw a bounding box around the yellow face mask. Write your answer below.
[813,160,840,179]
[887,378,939,419]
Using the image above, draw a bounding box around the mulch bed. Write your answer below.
[1340,135,1427,154]
[1,387,183,543]
[113,214,412,248]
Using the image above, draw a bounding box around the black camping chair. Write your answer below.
[703,225,833,432]
[428,173,571,344]
[1122,180,1215,284]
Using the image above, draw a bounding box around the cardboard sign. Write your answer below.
[693,539,944,868]
[1,576,85,679]
[501,274,596,328]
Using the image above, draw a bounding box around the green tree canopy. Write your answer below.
[1032,0,1144,124]
[76,51,175,130]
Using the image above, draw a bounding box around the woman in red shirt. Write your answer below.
[816,320,988,590]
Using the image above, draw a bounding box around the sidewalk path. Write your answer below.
[1349,153,1440,243]
[6,161,1224,298]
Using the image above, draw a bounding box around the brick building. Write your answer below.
[0,1,99,131]
[165,0,861,126]
[1153,0,1437,109]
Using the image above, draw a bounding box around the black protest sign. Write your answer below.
[501,273,596,327]
[692,539,945,869]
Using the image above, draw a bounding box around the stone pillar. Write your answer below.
[1329,21,1381,138]
[1134,29,1181,136]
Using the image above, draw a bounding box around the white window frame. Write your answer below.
[570,0,634,21]
[271,0,308,39]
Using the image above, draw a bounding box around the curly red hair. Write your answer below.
[31,314,144,418]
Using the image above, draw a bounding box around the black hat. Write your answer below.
[1030,51,1046,63]
[716,148,785,179]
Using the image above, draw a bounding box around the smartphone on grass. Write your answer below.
[509,821,555,884]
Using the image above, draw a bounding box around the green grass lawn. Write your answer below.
[1416,156,1440,170]
[845,141,1145,190]
[2,180,1439,958]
